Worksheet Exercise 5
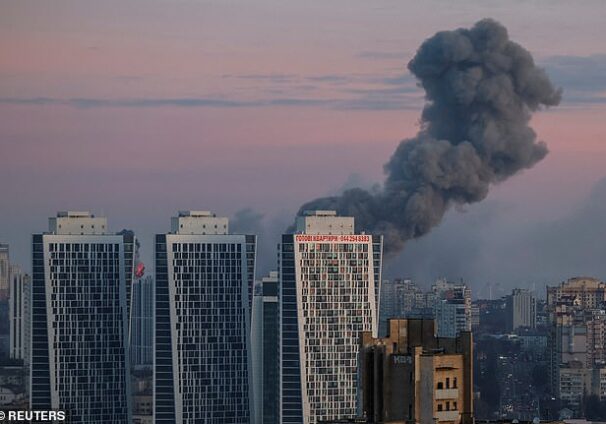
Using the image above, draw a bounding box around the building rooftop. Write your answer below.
[48,211,108,235]
[177,211,215,217]
[57,211,95,218]
[296,210,355,235]
[171,211,228,235]
[303,210,337,217]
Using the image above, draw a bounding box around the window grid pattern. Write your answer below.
[170,242,250,423]
[263,282,280,424]
[46,241,129,424]
[131,276,153,366]
[297,241,375,423]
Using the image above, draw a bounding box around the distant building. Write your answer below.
[547,277,606,310]
[516,329,548,359]
[506,289,536,331]
[536,299,549,329]
[0,361,27,408]
[0,244,8,301]
[359,318,473,424]
[0,385,19,406]
[279,210,382,424]
[30,211,132,423]
[547,277,606,413]
[130,276,153,368]
[132,368,152,424]
[473,298,508,335]
[9,266,30,365]
[154,211,256,423]
[471,304,480,330]
[434,281,472,338]
[379,279,433,336]
[252,271,279,424]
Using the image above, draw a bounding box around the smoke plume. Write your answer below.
[295,19,562,254]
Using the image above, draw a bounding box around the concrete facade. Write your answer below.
[359,319,473,424]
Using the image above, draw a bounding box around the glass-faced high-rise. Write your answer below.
[251,271,280,424]
[30,212,132,423]
[279,210,383,424]
[154,211,256,424]
[131,275,153,367]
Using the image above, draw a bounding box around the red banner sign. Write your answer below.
[295,234,370,243]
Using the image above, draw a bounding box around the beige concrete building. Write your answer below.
[547,277,606,412]
[547,277,606,311]
[359,318,473,424]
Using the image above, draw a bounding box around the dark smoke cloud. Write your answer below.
[295,19,562,254]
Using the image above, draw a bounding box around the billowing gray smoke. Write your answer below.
[295,19,562,255]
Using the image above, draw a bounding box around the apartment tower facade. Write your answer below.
[30,211,132,423]
[279,210,383,424]
[154,211,256,423]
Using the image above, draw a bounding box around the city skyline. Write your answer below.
[1,209,606,421]
[2,1,606,291]
[3,3,606,422]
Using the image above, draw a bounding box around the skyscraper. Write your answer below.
[131,275,153,368]
[0,244,9,301]
[279,210,383,424]
[252,271,280,424]
[154,211,256,423]
[9,265,31,365]
[30,211,132,423]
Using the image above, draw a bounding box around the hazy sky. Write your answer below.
[1,0,606,294]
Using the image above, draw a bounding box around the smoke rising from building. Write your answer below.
[295,19,562,254]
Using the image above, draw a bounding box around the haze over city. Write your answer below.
[2,0,606,293]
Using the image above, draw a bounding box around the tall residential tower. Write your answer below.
[154,211,256,423]
[279,210,383,424]
[9,265,31,365]
[30,212,132,423]
[252,271,280,424]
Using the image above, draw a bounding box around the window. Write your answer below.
[437,404,442,412]
[446,377,450,388]
[437,382,443,390]
[446,401,450,411]
[453,377,457,388]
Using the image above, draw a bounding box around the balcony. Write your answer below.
[435,410,460,422]
[435,388,459,400]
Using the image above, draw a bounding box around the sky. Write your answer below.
[1,0,606,295]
